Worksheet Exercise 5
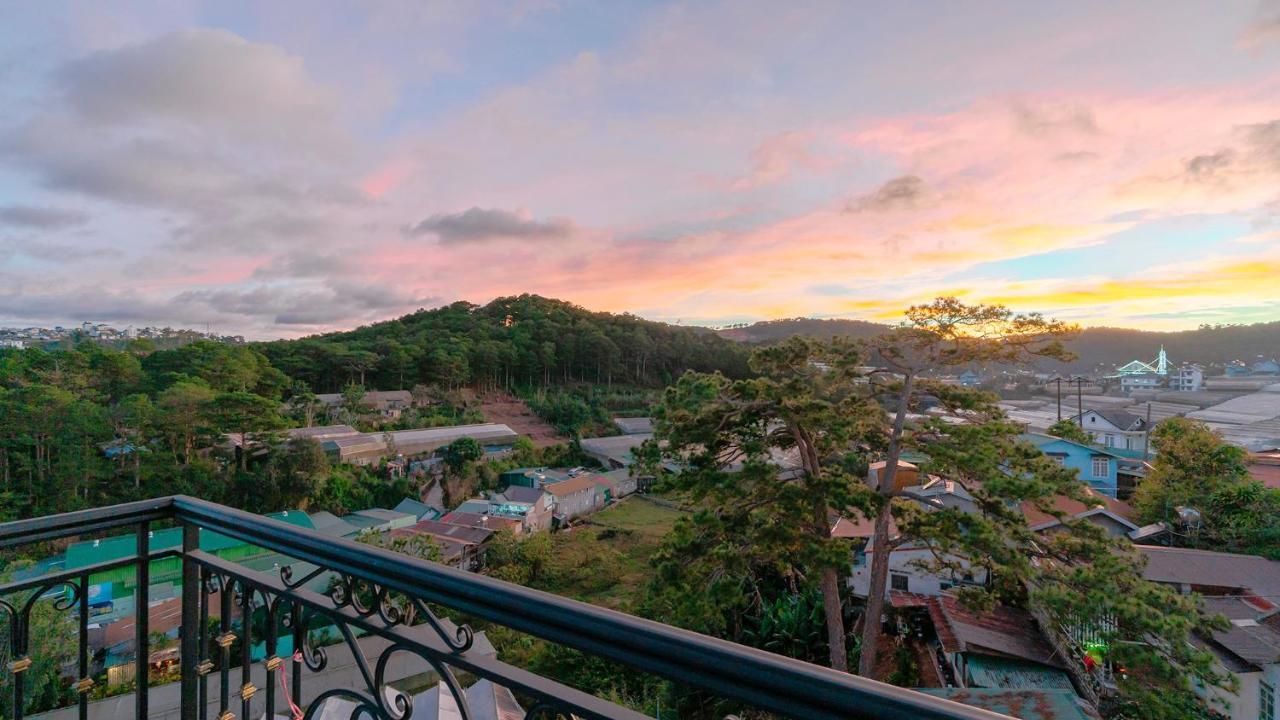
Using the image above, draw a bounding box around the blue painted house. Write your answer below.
[1252,358,1280,375]
[1020,433,1125,497]
[1225,363,1251,377]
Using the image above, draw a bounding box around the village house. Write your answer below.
[544,475,603,521]
[926,593,1075,691]
[1169,364,1205,392]
[1068,409,1148,453]
[1021,433,1124,497]
[865,459,921,493]
[490,485,555,533]
[390,519,493,571]
[392,497,443,522]
[440,510,524,536]
[314,389,415,420]
[1120,372,1163,395]
[1019,488,1141,539]
[579,433,651,469]
[1134,546,1280,720]
[836,496,989,600]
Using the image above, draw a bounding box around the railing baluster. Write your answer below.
[10,596,25,720]
[181,523,200,720]
[239,584,253,720]
[264,598,278,720]
[0,499,1008,720]
[199,569,210,720]
[290,602,302,712]
[218,581,232,717]
[78,572,90,720]
[135,522,150,720]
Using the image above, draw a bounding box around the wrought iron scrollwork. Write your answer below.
[410,596,475,653]
[0,578,83,661]
[279,564,476,653]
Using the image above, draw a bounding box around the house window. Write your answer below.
[1049,454,1066,467]
[1104,434,1115,447]
[1092,456,1109,478]
[1262,680,1275,720]
[890,573,909,592]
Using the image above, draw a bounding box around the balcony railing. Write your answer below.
[0,496,1003,720]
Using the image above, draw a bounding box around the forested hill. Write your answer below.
[1054,321,1280,371]
[714,317,1280,370]
[256,295,752,394]
[715,318,888,343]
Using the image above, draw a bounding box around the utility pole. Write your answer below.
[1055,377,1062,421]
[1142,402,1152,462]
[1076,377,1084,427]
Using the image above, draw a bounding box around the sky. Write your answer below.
[1,1,1279,339]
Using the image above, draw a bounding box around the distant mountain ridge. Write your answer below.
[713,317,1280,372]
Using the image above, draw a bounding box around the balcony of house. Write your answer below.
[0,496,1003,720]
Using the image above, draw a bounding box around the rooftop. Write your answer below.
[1135,545,1280,597]
[495,485,547,504]
[928,593,1066,669]
[544,474,600,497]
[612,416,654,434]
[917,689,1100,720]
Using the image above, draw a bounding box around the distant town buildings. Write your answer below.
[1169,363,1205,392]
[0,322,243,347]
[284,423,519,466]
[314,389,416,420]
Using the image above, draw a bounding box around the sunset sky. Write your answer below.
[2,1,1279,338]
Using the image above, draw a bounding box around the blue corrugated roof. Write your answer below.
[917,688,1097,719]
[964,655,1074,691]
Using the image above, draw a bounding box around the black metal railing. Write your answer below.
[0,496,1005,720]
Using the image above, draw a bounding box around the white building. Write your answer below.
[1136,546,1280,720]
[1071,409,1148,451]
[847,540,988,598]
[1169,364,1205,392]
[1120,373,1163,395]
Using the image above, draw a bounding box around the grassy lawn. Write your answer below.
[540,495,686,611]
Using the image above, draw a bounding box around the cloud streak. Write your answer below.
[405,207,575,243]
[0,205,89,229]
[0,5,1278,336]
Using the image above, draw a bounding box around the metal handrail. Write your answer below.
[0,496,1007,720]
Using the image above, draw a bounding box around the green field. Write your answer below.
[542,495,686,610]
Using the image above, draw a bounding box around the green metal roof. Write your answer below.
[964,655,1074,691]
[917,688,1097,720]
[65,510,313,569]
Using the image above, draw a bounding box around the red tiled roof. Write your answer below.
[442,511,522,533]
[545,475,598,497]
[1247,458,1280,490]
[831,512,897,539]
[401,518,493,545]
[889,590,932,608]
[1020,487,1135,529]
[926,594,1065,668]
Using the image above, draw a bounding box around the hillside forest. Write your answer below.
[719,316,1280,372]
[0,295,749,521]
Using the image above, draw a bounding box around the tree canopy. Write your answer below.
[257,295,751,394]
